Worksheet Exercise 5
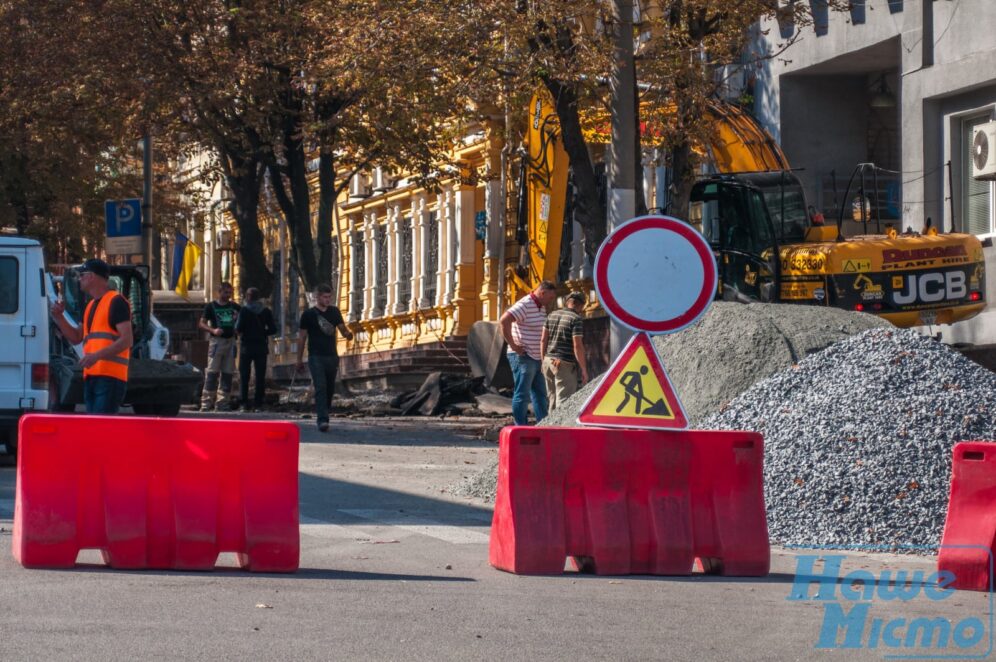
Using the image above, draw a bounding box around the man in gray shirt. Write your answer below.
[540,291,589,411]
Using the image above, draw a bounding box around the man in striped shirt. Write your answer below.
[500,280,558,425]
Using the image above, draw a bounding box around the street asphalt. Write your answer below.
[0,414,991,661]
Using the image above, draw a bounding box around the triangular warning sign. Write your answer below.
[577,333,688,430]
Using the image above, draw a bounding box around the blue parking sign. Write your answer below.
[105,199,143,255]
[105,199,142,237]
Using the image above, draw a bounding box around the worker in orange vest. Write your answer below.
[52,259,133,414]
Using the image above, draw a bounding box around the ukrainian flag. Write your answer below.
[170,231,202,298]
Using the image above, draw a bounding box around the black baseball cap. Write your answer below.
[79,258,110,279]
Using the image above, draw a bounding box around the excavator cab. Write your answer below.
[690,178,781,302]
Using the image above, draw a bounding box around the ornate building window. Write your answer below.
[400,217,413,306]
[375,224,388,314]
[352,231,364,316]
[425,211,438,305]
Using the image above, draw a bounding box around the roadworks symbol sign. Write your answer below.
[577,333,688,430]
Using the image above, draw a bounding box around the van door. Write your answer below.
[0,245,27,411]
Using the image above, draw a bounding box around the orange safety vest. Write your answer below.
[82,293,131,381]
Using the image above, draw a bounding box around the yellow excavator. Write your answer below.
[513,89,986,328]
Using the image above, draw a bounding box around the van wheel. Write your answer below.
[1,429,16,463]
[156,403,181,417]
[133,403,181,417]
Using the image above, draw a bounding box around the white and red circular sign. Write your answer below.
[594,215,717,334]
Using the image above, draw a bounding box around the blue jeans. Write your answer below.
[308,354,339,425]
[84,376,127,414]
[507,353,548,426]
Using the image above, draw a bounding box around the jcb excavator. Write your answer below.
[513,89,986,328]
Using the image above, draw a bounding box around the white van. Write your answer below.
[0,236,49,455]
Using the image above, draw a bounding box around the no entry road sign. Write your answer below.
[594,215,717,335]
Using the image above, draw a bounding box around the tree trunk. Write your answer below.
[666,140,695,220]
[267,83,323,293]
[542,77,607,260]
[14,199,30,236]
[222,150,273,297]
[316,150,336,288]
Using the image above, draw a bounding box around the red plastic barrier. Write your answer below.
[938,441,996,592]
[13,414,299,572]
[489,426,769,576]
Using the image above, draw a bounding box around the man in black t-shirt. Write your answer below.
[198,281,241,411]
[296,283,353,432]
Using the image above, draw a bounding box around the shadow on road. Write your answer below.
[29,564,474,582]
[303,426,495,449]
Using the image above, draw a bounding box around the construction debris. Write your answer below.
[390,373,487,416]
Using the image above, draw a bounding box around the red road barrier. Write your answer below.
[489,426,769,576]
[938,441,996,592]
[13,414,299,572]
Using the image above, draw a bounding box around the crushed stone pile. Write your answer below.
[541,301,890,427]
[455,302,889,502]
[703,327,996,550]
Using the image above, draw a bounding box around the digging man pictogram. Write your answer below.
[616,365,671,416]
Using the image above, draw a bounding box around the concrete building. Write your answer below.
[754,0,996,346]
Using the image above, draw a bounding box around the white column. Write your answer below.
[363,213,375,319]
[416,196,430,309]
[438,190,453,306]
[447,186,462,301]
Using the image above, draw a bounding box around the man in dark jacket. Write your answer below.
[235,287,277,412]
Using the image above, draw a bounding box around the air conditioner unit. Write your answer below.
[349,174,371,200]
[372,167,394,192]
[973,121,996,180]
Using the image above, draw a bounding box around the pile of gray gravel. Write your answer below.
[541,301,889,427]
[455,312,996,552]
[455,301,888,502]
[703,326,996,551]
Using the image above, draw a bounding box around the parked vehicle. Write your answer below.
[0,236,50,455]
[49,264,201,418]
[0,246,202,458]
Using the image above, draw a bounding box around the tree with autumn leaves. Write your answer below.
[480,0,848,256]
[0,0,845,286]
[0,1,203,263]
[130,0,488,295]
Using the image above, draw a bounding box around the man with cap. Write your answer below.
[540,291,589,411]
[51,258,133,414]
